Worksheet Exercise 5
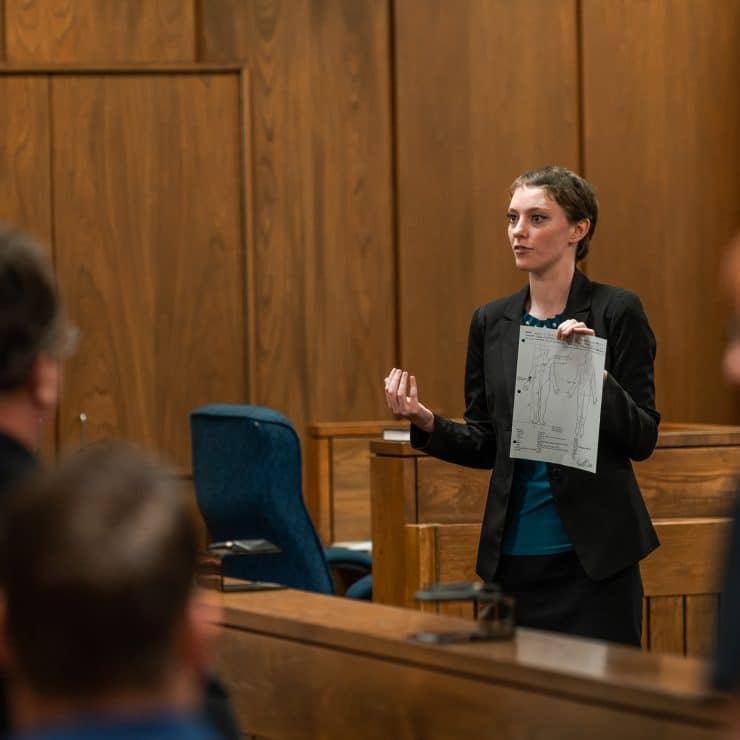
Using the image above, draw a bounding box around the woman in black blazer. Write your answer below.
[385,166,659,646]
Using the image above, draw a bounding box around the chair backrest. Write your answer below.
[190,404,335,593]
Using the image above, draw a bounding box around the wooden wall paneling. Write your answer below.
[684,594,718,658]
[201,0,395,439]
[648,596,685,655]
[0,74,54,455]
[4,0,195,63]
[52,72,246,471]
[582,0,740,424]
[199,0,252,61]
[394,0,580,416]
[0,75,51,246]
[0,0,5,61]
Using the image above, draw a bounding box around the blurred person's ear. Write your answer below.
[172,591,222,684]
[183,592,222,669]
[27,354,60,414]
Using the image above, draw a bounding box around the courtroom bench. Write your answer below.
[206,588,727,739]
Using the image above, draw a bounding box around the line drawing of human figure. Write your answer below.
[570,350,599,457]
[523,343,560,425]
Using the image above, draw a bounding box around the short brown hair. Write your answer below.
[510,166,599,261]
[1,444,198,698]
[0,225,69,390]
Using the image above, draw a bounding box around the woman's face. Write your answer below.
[507,186,587,277]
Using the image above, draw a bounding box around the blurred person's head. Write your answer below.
[0,443,213,728]
[722,232,740,386]
[0,226,73,449]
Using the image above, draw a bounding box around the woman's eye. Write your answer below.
[506,213,517,224]
[531,214,546,224]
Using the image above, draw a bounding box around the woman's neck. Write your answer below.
[527,261,576,319]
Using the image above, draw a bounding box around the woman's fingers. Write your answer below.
[383,367,422,418]
[397,371,410,412]
[556,320,595,339]
[385,368,401,411]
[409,375,419,401]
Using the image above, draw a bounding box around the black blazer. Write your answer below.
[412,269,660,582]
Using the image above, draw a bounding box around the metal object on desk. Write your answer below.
[409,582,515,643]
[197,539,286,592]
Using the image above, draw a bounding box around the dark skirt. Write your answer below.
[494,550,643,647]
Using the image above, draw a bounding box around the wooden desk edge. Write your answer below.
[203,589,725,726]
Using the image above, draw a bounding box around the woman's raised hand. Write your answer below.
[384,368,435,433]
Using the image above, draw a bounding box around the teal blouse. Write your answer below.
[502,310,574,556]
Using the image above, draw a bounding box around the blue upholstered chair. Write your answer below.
[189,404,371,599]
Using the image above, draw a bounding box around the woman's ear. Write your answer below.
[569,218,591,244]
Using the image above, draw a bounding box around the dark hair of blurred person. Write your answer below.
[0,225,72,493]
[0,443,219,740]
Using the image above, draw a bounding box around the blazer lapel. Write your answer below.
[500,285,530,424]
[563,268,593,325]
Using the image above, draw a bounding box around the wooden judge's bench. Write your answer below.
[307,421,740,657]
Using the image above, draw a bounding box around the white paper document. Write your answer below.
[510,326,607,473]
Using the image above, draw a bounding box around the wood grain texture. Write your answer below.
[215,624,717,740]
[304,435,331,543]
[307,419,408,438]
[201,0,395,440]
[404,524,477,618]
[4,0,195,62]
[649,596,685,655]
[332,437,373,542]
[370,454,416,606]
[52,73,246,471]
[417,458,488,523]
[636,447,740,518]
[657,423,740,447]
[642,518,729,597]
[208,588,723,737]
[684,594,718,658]
[0,75,51,244]
[0,0,5,60]
[404,523,437,612]
[582,0,740,424]
[395,0,580,416]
